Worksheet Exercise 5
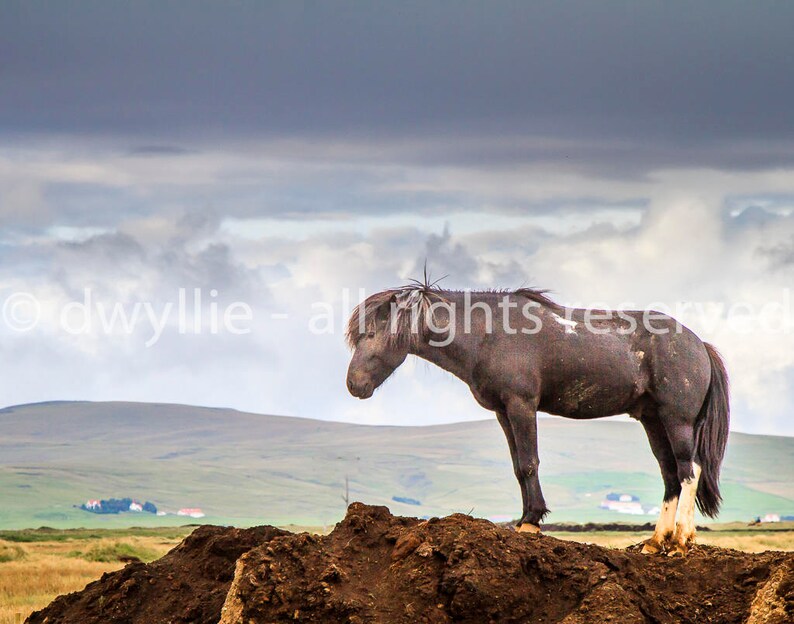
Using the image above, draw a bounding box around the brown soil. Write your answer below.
[28,503,793,624]
[26,524,287,624]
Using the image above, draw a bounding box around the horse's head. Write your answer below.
[345,294,409,399]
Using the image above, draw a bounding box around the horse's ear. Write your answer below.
[375,296,396,324]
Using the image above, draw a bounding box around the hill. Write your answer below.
[1,401,792,529]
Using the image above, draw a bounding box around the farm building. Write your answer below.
[599,493,644,515]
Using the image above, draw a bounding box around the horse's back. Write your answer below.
[469,303,711,419]
[532,306,710,419]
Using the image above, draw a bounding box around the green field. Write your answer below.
[1,401,792,529]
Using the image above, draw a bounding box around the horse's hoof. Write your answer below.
[516,523,541,534]
[640,539,663,555]
[666,544,687,557]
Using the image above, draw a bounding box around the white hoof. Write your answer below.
[641,539,663,555]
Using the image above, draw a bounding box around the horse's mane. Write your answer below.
[344,284,447,350]
[345,282,559,350]
[512,287,561,311]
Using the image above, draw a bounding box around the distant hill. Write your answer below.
[1,401,792,529]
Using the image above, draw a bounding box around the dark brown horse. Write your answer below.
[345,284,729,556]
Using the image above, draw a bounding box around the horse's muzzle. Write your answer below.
[347,377,374,399]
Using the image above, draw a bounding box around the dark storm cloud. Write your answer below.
[128,145,194,157]
[758,235,794,269]
[409,226,529,288]
[58,231,145,261]
[2,1,794,171]
[51,224,264,301]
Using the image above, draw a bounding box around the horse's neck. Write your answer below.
[409,297,480,384]
[412,338,476,384]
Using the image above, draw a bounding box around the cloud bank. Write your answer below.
[0,2,792,434]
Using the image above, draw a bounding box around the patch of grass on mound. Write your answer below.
[70,541,160,563]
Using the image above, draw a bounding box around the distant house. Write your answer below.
[599,493,645,515]
[80,497,157,515]
[177,508,205,518]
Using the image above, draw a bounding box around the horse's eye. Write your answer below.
[367,331,375,339]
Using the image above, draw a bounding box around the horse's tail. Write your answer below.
[695,343,730,518]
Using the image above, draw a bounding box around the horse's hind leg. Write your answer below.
[639,408,681,554]
[662,416,701,556]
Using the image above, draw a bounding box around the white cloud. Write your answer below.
[0,139,792,436]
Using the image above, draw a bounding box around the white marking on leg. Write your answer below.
[642,496,678,553]
[674,463,701,548]
[655,497,678,541]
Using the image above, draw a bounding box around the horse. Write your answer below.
[345,283,729,556]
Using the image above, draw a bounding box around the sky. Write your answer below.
[1,1,793,435]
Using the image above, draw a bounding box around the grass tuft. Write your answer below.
[71,541,160,563]
[0,543,27,563]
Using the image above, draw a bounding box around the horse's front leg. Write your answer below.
[495,410,530,528]
[506,397,549,532]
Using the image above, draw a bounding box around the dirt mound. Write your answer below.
[29,504,793,624]
[26,524,287,624]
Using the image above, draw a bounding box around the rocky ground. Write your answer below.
[28,503,793,624]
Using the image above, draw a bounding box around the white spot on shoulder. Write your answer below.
[552,313,578,334]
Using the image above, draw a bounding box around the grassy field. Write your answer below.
[547,522,794,552]
[0,526,192,624]
[1,524,792,624]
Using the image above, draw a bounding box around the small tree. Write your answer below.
[341,475,350,507]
